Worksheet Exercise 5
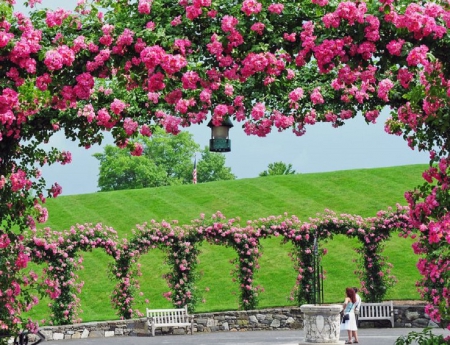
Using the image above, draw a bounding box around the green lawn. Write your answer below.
[27,164,427,323]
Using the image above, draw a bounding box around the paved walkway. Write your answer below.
[46,328,449,345]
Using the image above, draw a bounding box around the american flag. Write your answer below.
[192,157,197,184]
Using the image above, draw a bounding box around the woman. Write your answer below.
[341,287,359,344]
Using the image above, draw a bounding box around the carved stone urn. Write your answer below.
[299,304,344,344]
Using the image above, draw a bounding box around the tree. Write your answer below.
[1,0,450,336]
[93,134,234,191]
[93,145,168,191]
[141,128,200,184]
[197,147,236,183]
[259,162,296,177]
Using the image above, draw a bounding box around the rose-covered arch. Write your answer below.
[27,223,120,325]
[117,213,263,314]
[115,220,204,317]
[1,0,450,337]
[298,205,413,303]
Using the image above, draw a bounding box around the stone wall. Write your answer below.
[31,304,437,341]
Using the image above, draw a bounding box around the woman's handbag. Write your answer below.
[341,302,355,323]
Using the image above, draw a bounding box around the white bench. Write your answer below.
[146,306,194,336]
[358,301,394,328]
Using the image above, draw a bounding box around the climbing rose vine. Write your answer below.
[1,0,450,339]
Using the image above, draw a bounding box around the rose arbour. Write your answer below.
[15,205,412,328]
[1,0,450,340]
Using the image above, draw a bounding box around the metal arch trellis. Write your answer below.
[312,230,324,305]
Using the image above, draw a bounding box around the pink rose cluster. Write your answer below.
[44,45,75,71]
[140,45,187,75]
[46,9,71,27]
[177,0,211,21]
[389,3,447,40]
[241,0,262,16]
[7,15,42,74]
[138,0,153,14]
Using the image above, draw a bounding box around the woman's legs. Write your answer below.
[352,330,359,343]
[346,330,353,343]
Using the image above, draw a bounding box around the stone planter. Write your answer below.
[300,304,344,344]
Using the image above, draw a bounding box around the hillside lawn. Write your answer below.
[27,164,427,324]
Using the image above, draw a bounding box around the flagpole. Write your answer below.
[192,156,197,184]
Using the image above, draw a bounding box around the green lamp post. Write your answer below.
[207,117,234,152]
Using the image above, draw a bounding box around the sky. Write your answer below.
[14,1,430,196]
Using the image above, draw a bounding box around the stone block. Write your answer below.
[290,321,303,329]
[237,319,249,326]
[249,315,258,323]
[270,319,281,328]
[134,320,146,329]
[72,332,81,339]
[412,318,429,327]
[237,314,249,320]
[88,331,104,338]
[274,314,287,320]
[53,333,64,340]
[206,319,218,327]
[173,329,186,335]
[405,310,420,320]
[81,329,89,339]
[115,328,124,335]
[196,318,208,326]
[105,331,115,337]
[222,322,229,331]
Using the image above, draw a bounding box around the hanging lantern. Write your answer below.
[207,118,233,152]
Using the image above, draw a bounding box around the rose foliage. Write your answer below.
[1,0,450,339]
